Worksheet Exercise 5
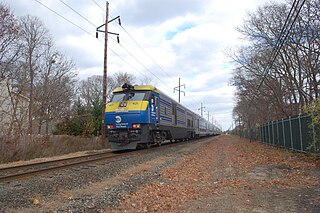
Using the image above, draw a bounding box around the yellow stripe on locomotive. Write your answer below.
[105,100,149,112]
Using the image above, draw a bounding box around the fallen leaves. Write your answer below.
[31,198,40,205]
[113,135,320,212]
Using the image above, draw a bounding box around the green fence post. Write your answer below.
[311,113,317,152]
[263,124,266,143]
[259,125,262,142]
[289,116,293,150]
[271,121,274,145]
[298,114,303,152]
[282,118,286,147]
[262,124,266,143]
[277,120,279,146]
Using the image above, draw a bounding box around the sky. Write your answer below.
[3,0,279,131]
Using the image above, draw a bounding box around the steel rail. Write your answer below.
[0,151,113,172]
[0,152,121,182]
[0,136,219,182]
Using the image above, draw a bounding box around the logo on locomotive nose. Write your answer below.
[115,116,121,123]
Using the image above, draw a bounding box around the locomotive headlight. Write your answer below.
[132,123,141,129]
[107,124,114,129]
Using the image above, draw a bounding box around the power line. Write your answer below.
[58,0,97,28]
[120,25,177,83]
[89,1,218,123]
[110,36,173,90]
[90,0,105,12]
[33,0,93,37]
[86,1,176,90]
[101,3,179,84]
[250,0,306,103]
[33,0,181,104]
[33,0,153,83]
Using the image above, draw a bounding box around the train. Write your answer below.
[105,83,222,150]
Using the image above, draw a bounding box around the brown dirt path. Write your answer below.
[114,135,320,212]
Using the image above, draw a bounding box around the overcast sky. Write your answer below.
[4,0,280,131]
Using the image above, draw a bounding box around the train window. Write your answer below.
[112,92,147,102]
[155,97,159,106]
[187,119,191,127]
[112,93,126,102]
[127,92,146,101]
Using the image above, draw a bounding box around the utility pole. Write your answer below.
[207,111,210,122]
[96,1,120,144]
[198,103,205,117]
[173,77,185,103]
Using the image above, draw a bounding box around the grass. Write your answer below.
[0,135,108,163]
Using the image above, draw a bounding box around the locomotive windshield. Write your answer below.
[111,91,147,102]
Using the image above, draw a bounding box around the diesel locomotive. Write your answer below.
[105,83,221,150]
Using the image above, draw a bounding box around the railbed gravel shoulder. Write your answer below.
[0,139,207,212]
[1,136,319,212]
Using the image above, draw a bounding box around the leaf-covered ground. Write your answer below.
[114,135,320,212]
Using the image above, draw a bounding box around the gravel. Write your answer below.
[0,139,208,212]
[2,135,318,212]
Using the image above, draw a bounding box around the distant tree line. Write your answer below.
[230,0,320,129]
[0,4,150,136]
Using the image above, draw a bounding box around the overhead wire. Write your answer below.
[106,4,180,85]
[108,36,173,90]
[55,0,175,91]
[91,2,237,129]
[250,0,306,104]
[120,25,178,84]
[106,2,222,126]
[58,0,96,28]
[36,0,220,126]
[90,0,105,13]
[252,0,305,97]
[33,0,93,37]
[33,0,151,83]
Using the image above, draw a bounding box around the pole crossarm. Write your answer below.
[198,103,205,117]
[95,1,120,144]
[96,14,121,42]
[173,77,185,103]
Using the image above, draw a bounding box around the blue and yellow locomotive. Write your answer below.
[105,83,221,150]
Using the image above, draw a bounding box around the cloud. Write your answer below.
[59,34,103,69]
[4,0,275,130]
[113,0,209,26]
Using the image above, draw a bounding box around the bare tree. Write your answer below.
[0,4,20,80]
[0,4,28,135]
[78,72,135,105]
[230,0,320,128]
[18,15,51,134]
[138,76,157,86]
[78,75,103,107]
[113,71,136,88]
[34,41,76,134]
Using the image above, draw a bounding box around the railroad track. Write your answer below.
[0,151,124,182]
[0,136,218,183]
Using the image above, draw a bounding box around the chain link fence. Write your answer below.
[238,114,319,153]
